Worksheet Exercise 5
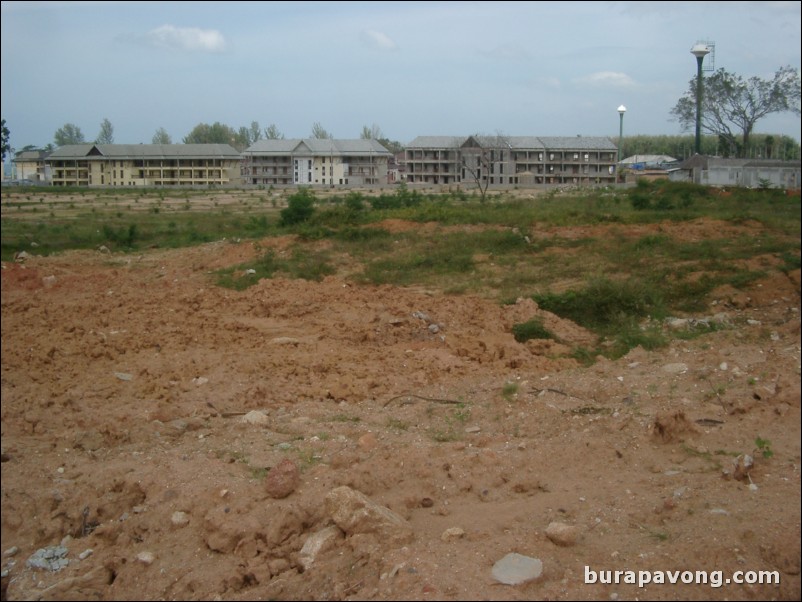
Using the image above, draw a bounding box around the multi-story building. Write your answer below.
[46,144,242,187]
[241,139,392,187]
[12,149,51,183]
[405,135,619,187]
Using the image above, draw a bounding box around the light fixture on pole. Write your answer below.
[690,43,710,155]
[617,105,627,166]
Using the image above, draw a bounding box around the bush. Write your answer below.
[511,317,557,343]
[280,188,316,226]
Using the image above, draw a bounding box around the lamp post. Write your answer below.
[690,43,710,155]
[617,104,626,167]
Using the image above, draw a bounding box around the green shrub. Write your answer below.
[511,317,557,343]
[280,188,316,226]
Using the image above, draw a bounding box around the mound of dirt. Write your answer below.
[1,233,800,601]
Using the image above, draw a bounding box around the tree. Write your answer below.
[670,65,800,158]
[152,127,172,145]
[360,123,384,140]
[310,122,333,139]
[1,119,10,161]
[54,123,85,146]
[264,123,284,140]
[95,118,114,144]
[461,134,509,203]
[183,122,238,145]
[248,121,262,144]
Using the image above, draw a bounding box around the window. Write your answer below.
[573,153,579,159]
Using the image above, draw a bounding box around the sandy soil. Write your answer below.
[1,218,800,601]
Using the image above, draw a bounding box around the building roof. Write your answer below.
[620,154,678,166]
[407,135,615,151]
[47,144,241,160]
[405,136,466,149]
[245,139,391,156]
[536,136,617,150]
[13,150,50,162]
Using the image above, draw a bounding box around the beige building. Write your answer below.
[46,144,242,187]
[12,150,51,183]
[405,135,619,187]
[241,139,392,187]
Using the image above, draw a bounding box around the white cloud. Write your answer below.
[360,29,397,51]
[572,71,637,88]
[145,25,226,53]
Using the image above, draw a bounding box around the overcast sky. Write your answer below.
[2,0,800,152]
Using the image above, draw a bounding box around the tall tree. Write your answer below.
[360,123,384,140]
[670,65,800,157]
[264,123,284,140]
[95,118,114,144]
[248,121,262,144]
[152,127,172,144]
[54,123,85,146]
[310,122,333,139]
[1,119,10,161]
[182,122,237,145]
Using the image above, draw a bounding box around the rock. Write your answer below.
[491,553,543,585]
[545,521,579,546]
[662,363,688,374]
[136,551,155,565]
[265,458,300,499]
[299,526,343,570]
[114,372,133,381]
[441,527,465,542]
[241,410,270,426]
[26,546,69,572]
[732,454,754,482]
[171,511,190,527]
[325,486,413,545]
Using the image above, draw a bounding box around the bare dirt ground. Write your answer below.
[1,217,800,601]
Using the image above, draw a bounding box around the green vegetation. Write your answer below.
[754,436,774,459]
[3,182,798,362]
[511,316,558,343]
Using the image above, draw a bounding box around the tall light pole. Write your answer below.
[617,104,626,165]
[691,43,710,155]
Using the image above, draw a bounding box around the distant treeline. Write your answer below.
[612,133,801,161]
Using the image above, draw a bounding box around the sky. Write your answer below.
[2,0,800,153]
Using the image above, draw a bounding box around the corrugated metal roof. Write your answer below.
[47,144,241,160]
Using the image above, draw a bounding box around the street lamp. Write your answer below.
[690,43,710,155]
[617,104,626,165]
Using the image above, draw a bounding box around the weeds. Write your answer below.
[754,436,774,459]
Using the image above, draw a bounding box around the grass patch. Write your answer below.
[3,182,798,362]
[215,248,335,290]
[511,316,558,343]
